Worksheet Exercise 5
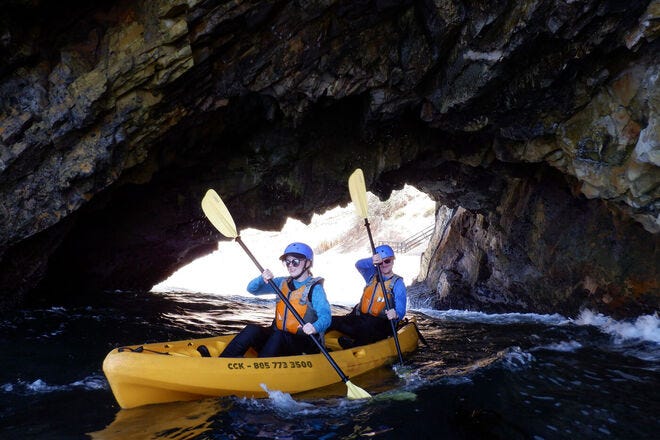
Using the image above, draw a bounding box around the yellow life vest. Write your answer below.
[360,274,401,318]
[275,277,323,334]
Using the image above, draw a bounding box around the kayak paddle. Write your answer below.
[348,168,404,365]
[201,189,371,400]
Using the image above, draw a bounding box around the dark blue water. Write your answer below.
[0,291,658,439]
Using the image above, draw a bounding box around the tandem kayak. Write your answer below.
[103,320,420,408]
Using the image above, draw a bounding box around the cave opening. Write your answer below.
[152,185,438,306]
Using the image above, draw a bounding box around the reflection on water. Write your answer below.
[88,398,230,440]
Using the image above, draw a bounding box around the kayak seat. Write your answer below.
[338,336,356,349]
[198,341,229,357]
[324,330,346,351]
[197,345,211,357]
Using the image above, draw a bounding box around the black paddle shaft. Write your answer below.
[362,218,404,365]
[234,236,351,383]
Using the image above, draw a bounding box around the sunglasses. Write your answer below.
[382,258,394,264]
[283,258,303,268]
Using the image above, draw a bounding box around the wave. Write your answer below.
[1,374,107,396]
[500,346,534,370]
[532,340,583,352]
[574,310,660,344]
[418,308,570,326]
[418,308,660,345]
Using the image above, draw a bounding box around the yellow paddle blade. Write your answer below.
[201,189,239,238]
[348,168,368,219]
[346,380,372,400]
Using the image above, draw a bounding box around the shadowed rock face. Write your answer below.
[0,0,657,316]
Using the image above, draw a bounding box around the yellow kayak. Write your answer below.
[103,321,420,408]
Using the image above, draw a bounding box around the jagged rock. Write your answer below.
[0,0,657,316]
[410,168,657,318]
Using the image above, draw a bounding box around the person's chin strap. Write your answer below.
[293,261,311,281]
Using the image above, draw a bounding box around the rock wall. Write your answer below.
[411,167,657,318]
[0,0,658,315]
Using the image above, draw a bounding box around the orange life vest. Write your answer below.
[360,274,402,318]
[275,277,323,334]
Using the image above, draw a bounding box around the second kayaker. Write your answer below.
[329,244,407,348]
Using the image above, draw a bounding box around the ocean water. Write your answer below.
[0,291,658,439]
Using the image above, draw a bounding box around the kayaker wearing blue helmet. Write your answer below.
[329,244,407,348]
[216,242,332,358]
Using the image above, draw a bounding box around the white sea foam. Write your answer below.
[418,308,660,346]
[534,340,583,352]
[1,374,107,395]
[259,383,316,412]
[26,379,66,393]
[419,308,570,326]
[237,384,359,418]
[573,310,660,344]
[71,374,107,390]
[501,347,534,370]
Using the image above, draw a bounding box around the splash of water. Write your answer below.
[420,309,570,326]
[1,374,107,396]
[574,310,660,343]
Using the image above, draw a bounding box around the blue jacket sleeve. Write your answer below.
[246,276,287,295]
[392,277,407,319]
[246,276,330,333]
[310,284,331,333]
[355,257,376,283]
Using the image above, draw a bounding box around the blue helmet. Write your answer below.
[375,244,395,258]
[280,242,314,261]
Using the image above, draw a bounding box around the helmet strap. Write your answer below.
[293,260,312,281]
